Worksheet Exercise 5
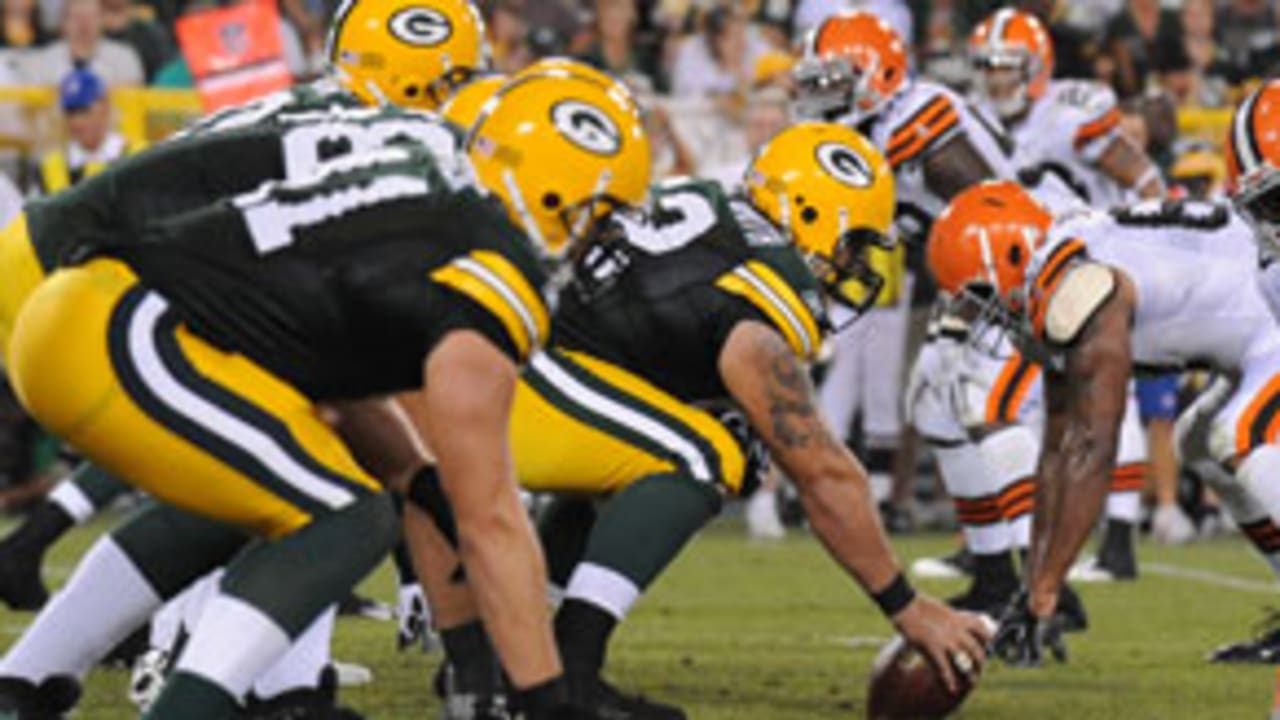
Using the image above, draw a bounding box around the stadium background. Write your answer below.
[0,0,1275,717]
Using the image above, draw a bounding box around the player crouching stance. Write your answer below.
[926,178,1280,665]
[0,72,650,719]
[408,123,994,718]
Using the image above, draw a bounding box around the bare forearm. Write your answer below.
[797,468,901,594]
[1027,435,1113,615]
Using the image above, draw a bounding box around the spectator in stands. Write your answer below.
[1179,0,1230,107]
[487,0,531,73]
[29,66,139,194]
[1215,0,1280,86]
[670,5,767,97]
[100,0,173,82]
[20,0,143,86]
[1018,0,1096,80]
[1098,0,1184,99]
[0,0,49,49]
[580,0,665,93]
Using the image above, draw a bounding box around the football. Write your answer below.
[865,636,977,720]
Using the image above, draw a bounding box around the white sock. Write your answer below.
[173,593,292,701]
[565,562,641,621]
[0,537,161,680]
[868,473,893,504]
[48,480,97,525]
[252,607,335,699]
[932,443,1011,554]
[1108,393,1148,525]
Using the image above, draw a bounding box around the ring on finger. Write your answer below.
[950,650,974,675]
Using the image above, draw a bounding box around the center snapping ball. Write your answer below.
[866,635,979,719]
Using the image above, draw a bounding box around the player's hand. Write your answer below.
[892,594,992,693]
[993,589,1066,667]
[396,582,431,652]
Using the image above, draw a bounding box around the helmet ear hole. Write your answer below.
[542,193,562,210]
[801,207,819,224]
[1008,244,1024,266]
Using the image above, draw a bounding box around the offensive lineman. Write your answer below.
[0,72,650,718]
[925,177,1280,665]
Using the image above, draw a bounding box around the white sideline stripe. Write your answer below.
[1142,562,1278,595]
[830,634,892,649]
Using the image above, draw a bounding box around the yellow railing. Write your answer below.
[0,86,204,153]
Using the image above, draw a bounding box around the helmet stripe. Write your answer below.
[1234,89,1264,176]
[325,0,358,63]
[990,8,1014,46]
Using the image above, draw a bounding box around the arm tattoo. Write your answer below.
[759,334,834,450]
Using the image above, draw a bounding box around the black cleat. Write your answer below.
[435,662,511,720]
[241,667,363,719]
[0,540,49,611]
[336,593,392,621]
[0,676,81,720]
[1055,583,1089,633]
[567,673,685,720]
[948,582,1017,620]
[878,502,915,535]
[1209,611,1280,664]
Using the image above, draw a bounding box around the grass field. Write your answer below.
[4,513,1278,718]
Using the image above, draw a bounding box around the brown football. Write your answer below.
[865,636,976,720]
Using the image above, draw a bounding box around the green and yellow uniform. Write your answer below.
[0,85,458,361]
[512,177,828,496]
[9,141,547,537]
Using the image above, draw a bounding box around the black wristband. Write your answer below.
[872,573,917,618]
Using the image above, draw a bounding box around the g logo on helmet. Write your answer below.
[816,142,874,188]
[550,101,622,157]
[388,7,452,47]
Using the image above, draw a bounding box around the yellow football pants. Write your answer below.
[0,213,45,364]
[8,258,381,538]
[512,348,747,496]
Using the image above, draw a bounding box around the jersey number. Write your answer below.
[1111,200,1231,230]
[237,147,431,255]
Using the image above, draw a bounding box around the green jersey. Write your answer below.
[553,178,828,402]
[112,142,547,401]
[25,79,458,271]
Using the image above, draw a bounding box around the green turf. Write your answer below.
[4,514,1279,718]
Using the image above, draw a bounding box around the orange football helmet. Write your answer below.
[1227,79,1280,251]
[792,11,908,125]
[927,181,1053,332]
[969,8,1054,121]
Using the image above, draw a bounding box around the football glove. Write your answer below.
[993,589,1067,667]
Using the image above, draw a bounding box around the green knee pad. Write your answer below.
[110,503,249,599]
[583,474,721,590]
[220,493,399,638]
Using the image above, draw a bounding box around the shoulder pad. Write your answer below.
[1044,263,1116,345]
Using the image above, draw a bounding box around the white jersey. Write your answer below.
[986,80,1133,214]
[860,79,1016,240]
[1030,200,1268,372]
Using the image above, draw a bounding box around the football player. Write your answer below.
[403,122,995,719]
[970,8,1168,581]
[0,0,494,613]
[925,179,1279,665]
[1199,78,1280,662]
[792,10,1060,618]
[0,73,651,719]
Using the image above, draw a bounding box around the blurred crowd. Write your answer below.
[0,0,1274,523]
[0,1,1273,188]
